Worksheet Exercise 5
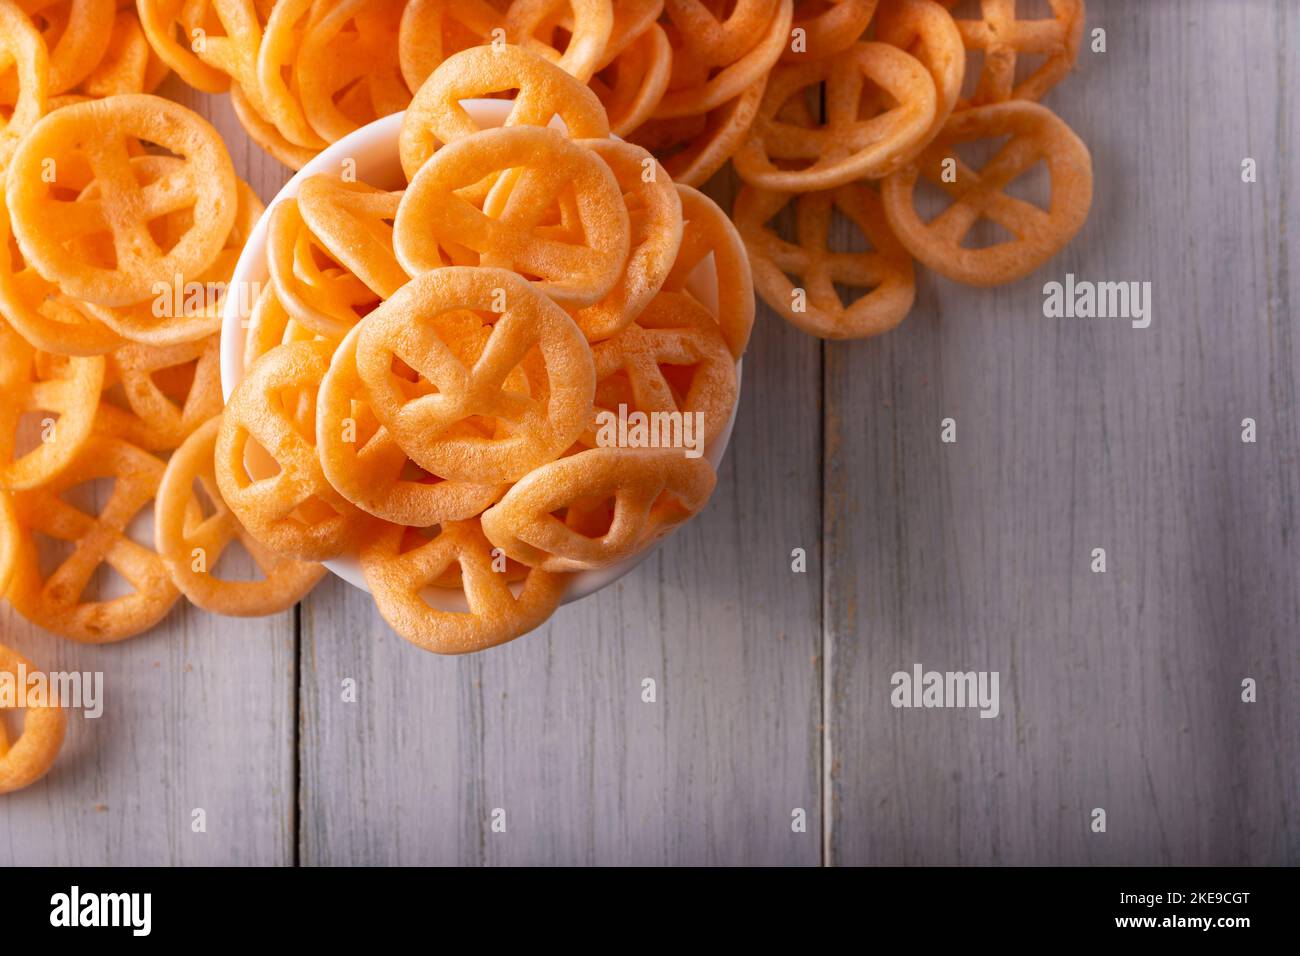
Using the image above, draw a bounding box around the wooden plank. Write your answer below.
[0,85,296,866]
[300,170,825,866]
[824,0,1300,864]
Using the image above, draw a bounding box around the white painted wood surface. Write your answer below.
[2,0,1295,865]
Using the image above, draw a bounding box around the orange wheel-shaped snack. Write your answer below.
[505,0,613,83]
[296,174,407,300]
[156,417,325,616]
[21,0,114,94]
[781,0,878,62]
[733,41,937,190]
[0,3,49,171]
[8,435,180,642]
[266,197,380,340]
[256,0,329,150]
[881,100,1092,286]
[361,518,568,655]
[398,0,502,94]
[81,8,160,97]
[566,140,682,342]
[229,82,317,170]
[653,0,791,119]
[663,0,781,67]
[590,22,673,137]
[631,76,764,188]
[356,267,595,484]
[942,0,1085,107]
[587,291,737,447]
[0,490,18,594]
[399,44,610,182]
[394,126,629,308]
[215,340,370,561]
[0,200,123,356]
[241,284,319,371]
[318,325,507,527]
[482,447,716,571]
[79,161,263,345]
[876,0,966,147]
[0,321,104,490]
[296,0,409,142]
[735,183,915,339]
[5,95,237,308]
[660,185,754,360]
[93,334,223,452]
[0,643,67,794]
[136,0,234,92]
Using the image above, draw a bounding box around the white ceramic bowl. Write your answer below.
[220,101,741,605]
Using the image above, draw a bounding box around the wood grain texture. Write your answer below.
[824,0,1300,865]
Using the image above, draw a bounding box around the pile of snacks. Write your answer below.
[735,0,1092,338]
[1,22,750,790]
[0,0,280,793]
[176,0,1093,341]
[221,44,749,655]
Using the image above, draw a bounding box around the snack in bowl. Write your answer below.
[213,51,744,657]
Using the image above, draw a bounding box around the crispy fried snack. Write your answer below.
[25,0,115,94]
[398,0,502,94]
[5,95,237,308]
[399,44,610,181]
[266,197,379,340]
[0,490,17,594]
[7,435,180,642]
[296,0,409,142]
[0,200,124,356]
[0,320,103,490]
[394,126,629,308]
[255,0,329,150]
[82,7,167,97]
[876,0,966,147]
[93,334,223,451]
[229,81,317,170]
[355,267,595,484]
[482,446,716,571]
[296,174,407,300]
[941,0,1085,107]
[661,185,754,359]
[0,643,67,794]
[629,75,763,188]
[735,182,915,339]
[136,0,236,92]
[78,160,263,345]
[241,284,318,371]
[881,100,1092,286]
[654,0,790,118]
[566,139,682,341]
[361,518,568,654]
[156,416,325,616]
[733,41,937,190]
[590,21,672,137]
[781,0,878,62]
[0,1,49,171]
[215,340,370,561]
[505,0,613,84]
[587,290,736,447]
[317,324,507,526]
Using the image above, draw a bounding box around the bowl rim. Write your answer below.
[218,101,742,605]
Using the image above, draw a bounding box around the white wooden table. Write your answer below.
[2,0,1296,866]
